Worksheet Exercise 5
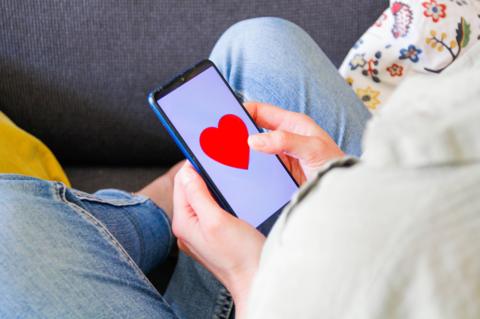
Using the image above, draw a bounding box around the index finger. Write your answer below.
[244,101,319,135]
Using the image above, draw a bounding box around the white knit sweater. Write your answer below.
[247,43,480,318]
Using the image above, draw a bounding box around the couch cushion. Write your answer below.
[0,112,70,185]
[0,0,387,166]
[65,166,167,193]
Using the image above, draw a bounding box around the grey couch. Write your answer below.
[1,0,387,291]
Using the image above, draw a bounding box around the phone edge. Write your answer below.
[147,89,235,215]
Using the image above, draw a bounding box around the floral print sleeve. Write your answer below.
[339,0,480,113]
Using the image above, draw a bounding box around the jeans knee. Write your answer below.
[0,189,46,240]
[226,17,301,38]
[211,17,311,60]
[0,178,67,249]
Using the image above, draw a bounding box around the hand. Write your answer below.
[245,102,345,185]
[172,162,265,317]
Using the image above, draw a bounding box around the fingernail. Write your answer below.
[181,168,193,185]
[248,134,266,148]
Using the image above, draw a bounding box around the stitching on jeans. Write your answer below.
[70,189,148,206]
[55,183,153,285]
[146,199,174,262]
[52,181,63,202]
[121,209,147,269]
[74,188,173,268]
[53,182,173,307]
[213,287,234,319]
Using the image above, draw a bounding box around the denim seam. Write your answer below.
[213,287,233,319]
[121,210,147,270]
[70,189,148,206]
[53,182,173,307]
[0,173,48,181]
[146,199,174,262]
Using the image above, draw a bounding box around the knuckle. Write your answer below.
[312,136,327,148]
[174,171,183,185]
[298,113,311,123]
[297,114,318,131]
[205,215,223,233]
[171,218,185,239]
[273,130,288,146]
[183,177,199,193]
[303,137,327,162]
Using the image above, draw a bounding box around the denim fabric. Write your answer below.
[0,175,176,318]
[0,17,370,319]
[69,188,173,274]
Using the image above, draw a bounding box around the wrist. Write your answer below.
[227,267,256,319]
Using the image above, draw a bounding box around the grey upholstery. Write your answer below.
[65,166,167,193]
[1,1,387,177]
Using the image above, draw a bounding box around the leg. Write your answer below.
[0,175,176,318]
[210,17,371,157]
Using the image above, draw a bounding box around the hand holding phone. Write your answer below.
[245,102,345,185]
[172,162,265,316]
[148,60,298,234]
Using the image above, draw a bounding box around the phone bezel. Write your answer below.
[148,59,299,224]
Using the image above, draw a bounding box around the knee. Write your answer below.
[223,17,302,39]
[211,17,312,59]
[0,187,46,241]
[0,179,64,248]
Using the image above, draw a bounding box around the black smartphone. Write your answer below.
[148,60,298,234]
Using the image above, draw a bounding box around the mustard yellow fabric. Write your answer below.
[0,111,70,186]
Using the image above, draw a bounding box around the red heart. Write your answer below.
[199,114,250,170]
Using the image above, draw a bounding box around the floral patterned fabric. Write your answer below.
[339,0,480,113]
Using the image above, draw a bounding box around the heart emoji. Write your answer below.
[200,114,250,170]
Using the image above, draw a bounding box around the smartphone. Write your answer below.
[148,60,298,234]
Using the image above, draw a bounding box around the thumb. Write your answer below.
[178,163,223,219]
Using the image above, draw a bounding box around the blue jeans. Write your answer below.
[0,18,370,318]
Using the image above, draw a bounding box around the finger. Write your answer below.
[173,162,197,215]
[244,101,320,135]
[172,164,198,239]
[248,130,342,164]
[178,163,224,220]
[244,101,297,131]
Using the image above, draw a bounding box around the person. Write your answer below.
[2,17,480,319]
[172,25,480,318]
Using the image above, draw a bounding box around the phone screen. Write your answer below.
[155,64,298,228]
